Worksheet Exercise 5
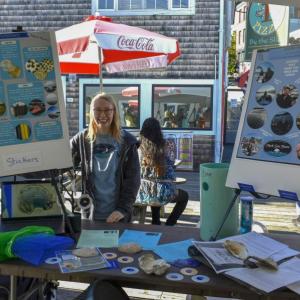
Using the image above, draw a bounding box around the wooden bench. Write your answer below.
[133,177,187,224]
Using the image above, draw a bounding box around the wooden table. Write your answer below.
[0,221,300,300]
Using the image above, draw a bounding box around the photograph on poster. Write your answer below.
[226,45,300,197]
[255,84,275,106]
[254,62,275,84]
[276,84,298,109]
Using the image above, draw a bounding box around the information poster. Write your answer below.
[226,45,300,198]
[164,133,193,170]
[0,31,72,176]
[164,133,178,162]
[177,134,193,170]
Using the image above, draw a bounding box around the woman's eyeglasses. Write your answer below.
[93,108,114,115]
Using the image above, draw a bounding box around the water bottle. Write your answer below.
[240,195,254,234]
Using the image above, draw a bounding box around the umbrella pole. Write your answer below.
[98,47,103,93]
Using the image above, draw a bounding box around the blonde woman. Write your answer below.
[70,93,140,222]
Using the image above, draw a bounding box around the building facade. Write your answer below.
[0,0,231,170]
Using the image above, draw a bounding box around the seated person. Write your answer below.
[137,117,188,225]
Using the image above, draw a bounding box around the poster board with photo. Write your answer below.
[0,31,72,177]
[1,181,62,219]
[226,45,300,198]
[164,133,193,170]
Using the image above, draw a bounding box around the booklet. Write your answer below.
[56,248,110,273]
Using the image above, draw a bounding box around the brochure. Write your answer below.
[77,229,119,248]
[56,247,110,273]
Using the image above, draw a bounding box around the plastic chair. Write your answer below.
[74,280,129,300]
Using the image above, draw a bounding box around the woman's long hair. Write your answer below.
[140,117,166,177]
[87,93,121,142]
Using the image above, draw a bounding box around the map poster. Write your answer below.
[226,45,300,198]
[0,31,72,177]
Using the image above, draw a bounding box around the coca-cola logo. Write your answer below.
[117,36,154,51]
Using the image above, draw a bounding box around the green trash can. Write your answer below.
[200,163,239,241]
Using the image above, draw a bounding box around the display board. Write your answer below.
[0,31,72,176]
[164,133,193,170]
[226,45,300,198]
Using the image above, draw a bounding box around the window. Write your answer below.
[225,88,244,144]
[83,84,140,129]
[291,7,300,19]
[242,6,247,21]
[100,0,114,9]
[238,30,241,45]
[94,0,194,15]
[172,0,188,9]
[242,29,245,43]
[152,85,213,130]
[238,10,242,23]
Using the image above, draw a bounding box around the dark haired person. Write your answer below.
[71,93,140,222]
[137,117,188,225]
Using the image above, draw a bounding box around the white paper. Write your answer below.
[220,232,288,259]
[226,257,300,293]
[270,247,299,262]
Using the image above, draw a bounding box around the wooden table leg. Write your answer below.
[139,206,147,224]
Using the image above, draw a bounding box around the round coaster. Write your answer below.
[121,267,139,275]
[191,274,210,283]
[45,257,62,264]
[180,267,198,276]
[117,256,134,264]
[165,272,184,281]
[103,252,117,259]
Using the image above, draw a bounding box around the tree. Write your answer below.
[228,32,238,76]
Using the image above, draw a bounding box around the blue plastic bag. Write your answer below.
[12,233,74,265]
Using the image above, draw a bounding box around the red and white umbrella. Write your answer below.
[56,16,180,90]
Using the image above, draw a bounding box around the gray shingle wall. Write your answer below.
[0,0,219,169]
[0,0,220,79]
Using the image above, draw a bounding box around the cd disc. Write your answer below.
[121,267,139,274]
[45,257,62,264]
[165,273,184,281]
[191,274,210,283]
[103,252,117,259]
[117,256,134,264]
[180,267,198,276]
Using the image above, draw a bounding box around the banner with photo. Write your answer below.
[177,133,193,170]
[0,31,72,176]
[245,2,289,61]
[164,133,178,162]
[163,133,193,170]
[226,45,300,198]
